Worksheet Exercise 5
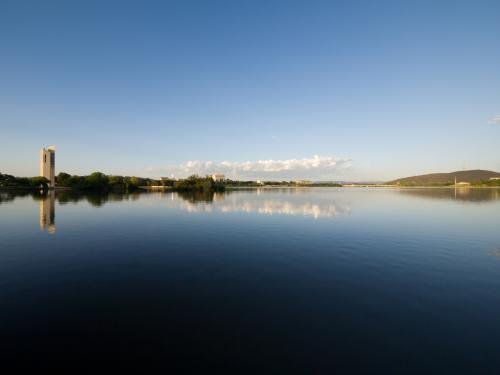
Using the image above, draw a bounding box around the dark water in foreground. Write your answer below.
[1,188,500,372]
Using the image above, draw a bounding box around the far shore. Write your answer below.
[141,185,500,190]
[3,185,500,193]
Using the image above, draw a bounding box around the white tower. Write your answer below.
[40,146,56,188]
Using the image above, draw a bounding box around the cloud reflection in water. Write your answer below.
[171,189,350,219]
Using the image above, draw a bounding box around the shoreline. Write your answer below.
[142,185,500,190]
[3,185,500,192]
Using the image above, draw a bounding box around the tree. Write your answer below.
[29,176,49,190]
[130,176,140,187]
[85,172,108,190]
[56,172,71,186]
[173,175,225,192]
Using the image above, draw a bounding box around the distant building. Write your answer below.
[40,146,56,188]
[490,177,500,180]
[294,180,312,185]
[212,174,225,182]
[455,181,470,186]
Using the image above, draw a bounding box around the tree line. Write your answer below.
[0,172,50,189]
[3,171,347,191]
[56,172,158,191]
[170,175,225,192]
[1,172,226,192]
[57,173,226,192]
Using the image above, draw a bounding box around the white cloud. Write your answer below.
[488,115,500,125]
[150,155,352,180]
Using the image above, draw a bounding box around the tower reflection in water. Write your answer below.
[39,190,55,234]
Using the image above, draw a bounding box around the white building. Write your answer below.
[212,174,225,182]
[40,146,56,188]
[294,180,312,185]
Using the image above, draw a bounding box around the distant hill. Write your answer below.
[388,170,500,186]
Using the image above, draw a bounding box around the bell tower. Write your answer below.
[40,146,56,188]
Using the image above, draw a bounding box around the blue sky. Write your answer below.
[1,0,499,181]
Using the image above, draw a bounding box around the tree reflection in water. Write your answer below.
[398,187,500,202]
[1,188,499,232]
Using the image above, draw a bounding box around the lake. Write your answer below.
[1,188,500,372]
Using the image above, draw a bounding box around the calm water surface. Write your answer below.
[1,188,499,372]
